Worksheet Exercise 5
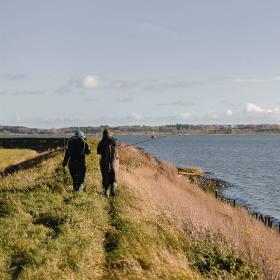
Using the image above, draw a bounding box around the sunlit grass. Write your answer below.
[178,166,204,176]
[0,149,38,170]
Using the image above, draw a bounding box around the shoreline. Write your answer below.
[178,167,280,230]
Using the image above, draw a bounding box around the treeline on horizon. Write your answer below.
[1,124,280,135]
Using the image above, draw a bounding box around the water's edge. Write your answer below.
[181,170,279,229]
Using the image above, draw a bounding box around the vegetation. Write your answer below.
[0,139,278,279]
[0,149,38,170]
[2,123,280,136]
[178,167,204,176]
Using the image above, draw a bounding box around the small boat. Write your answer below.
[151,132,157,139]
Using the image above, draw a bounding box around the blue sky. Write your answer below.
[1,0,280,128]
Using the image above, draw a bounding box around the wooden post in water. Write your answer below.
[264,217,268,226]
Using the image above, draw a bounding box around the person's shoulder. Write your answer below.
[108,137,117,144]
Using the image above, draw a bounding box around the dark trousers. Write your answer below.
[68,160,86,191]
[100,159,119,192]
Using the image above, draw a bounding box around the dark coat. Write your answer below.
[63,136,91,167]
[97,136,119,187]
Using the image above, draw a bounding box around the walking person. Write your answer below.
[62,130,91,192]
[97,128,119,197]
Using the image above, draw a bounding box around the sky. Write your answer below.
[1,0,280,128]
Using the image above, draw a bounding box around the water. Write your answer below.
[117,135,280,222]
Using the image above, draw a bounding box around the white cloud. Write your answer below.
[244,103,280,120]
[233,76,280,83]
[157,100,195,107]
[245,103,272,114]
[127,113,143,121]
[0,90,45,96]
[0,73,26,81]
[117,97,134,103]
[80,74,137,90]
[205,111,219,119]
[225,109,233,116]
[82,75,104,89]
[180,112,192,120]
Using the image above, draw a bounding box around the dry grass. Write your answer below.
[0,149,38,170]
[178,167,204,176]
[120,145,280,279]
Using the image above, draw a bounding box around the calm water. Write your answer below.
[117,135,280,222]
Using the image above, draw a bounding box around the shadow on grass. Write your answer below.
[0,199,15,217]
[33,212,68,238]
[9,250,33,280]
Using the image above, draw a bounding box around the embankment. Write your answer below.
[120,144,280,279]
[0,138,279,279]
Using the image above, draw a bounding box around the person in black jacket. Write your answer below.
[97,128,119,197]
[62,130,91,192]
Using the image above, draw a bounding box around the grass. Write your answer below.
[0,138,278,279]
[0,149,38,170]
[0,140,108,279]
[178,167,204,176]
[120,144,280,279]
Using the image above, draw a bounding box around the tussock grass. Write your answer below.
[0,149,38,170]
[120,145,280,279]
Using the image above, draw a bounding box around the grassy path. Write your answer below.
[0,141,109,279]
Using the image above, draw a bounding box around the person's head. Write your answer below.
[103,128,111,138]
[74,129,86,139]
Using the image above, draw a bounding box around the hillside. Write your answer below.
[0,139,279,279]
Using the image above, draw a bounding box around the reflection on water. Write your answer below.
[117,135,280,222]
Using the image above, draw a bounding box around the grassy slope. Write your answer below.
[0,149,38,170]
[0,139,277,279]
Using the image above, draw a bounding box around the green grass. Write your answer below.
[0,149,38,170]
[0,139,260,279]
[0,141,108,279]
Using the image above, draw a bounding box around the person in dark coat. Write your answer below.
[97,128,119,197]
[62,130,91,192]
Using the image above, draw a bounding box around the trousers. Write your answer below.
[68,160,86,191]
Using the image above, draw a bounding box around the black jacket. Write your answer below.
[63,136,91,166]
[97,136,118,163]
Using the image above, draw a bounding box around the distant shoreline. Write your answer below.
[1,133,280,138]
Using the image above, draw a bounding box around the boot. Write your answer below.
[111,182,117,196]
[103,186,110,198]
[73,182,79,192]
[77,184,84,192]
